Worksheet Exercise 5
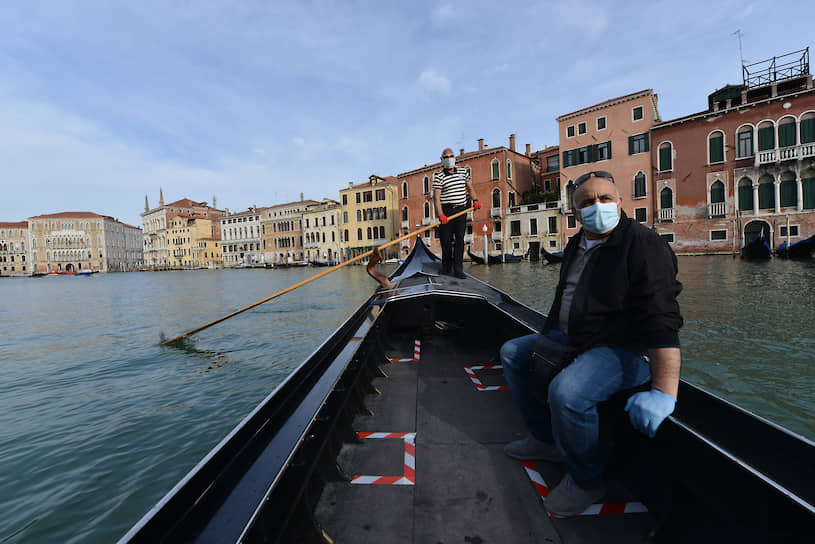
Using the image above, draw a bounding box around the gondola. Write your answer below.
[541,247,565,263]
[121,237,815,544]
[776,234,815,259]
[487,253,503,264]
[467,247,484,264]
[741,236,772,259]
[310,260,339,267]
[503,253,523,263]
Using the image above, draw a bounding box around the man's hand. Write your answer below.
[472,200,481,210]
[625,389,676,438]
[439,214,448,224]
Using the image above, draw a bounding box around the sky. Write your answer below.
[1,0,814,227]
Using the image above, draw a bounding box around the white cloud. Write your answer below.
[417,69,451,94]
[432,4,455,23]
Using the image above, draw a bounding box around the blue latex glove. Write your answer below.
[625,389,676,438]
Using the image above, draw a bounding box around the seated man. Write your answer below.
[500,171,683,517]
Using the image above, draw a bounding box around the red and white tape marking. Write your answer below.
[464,365,510,391]
[351,432,416,486]
[520,460,648,516]
[389,340,421,363]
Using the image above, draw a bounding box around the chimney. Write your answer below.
[459,148,464,157]
[300,192,304,201]
[478,138,484,151]
[349,181,354,189]
[509,133,516,152]
[525,143,531,156]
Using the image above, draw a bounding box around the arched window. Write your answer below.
[758,175,775,209]
[660,187,673,209]
[379,226,385,238]
[803,169,815,209]
[423,202,430,218]
[402,206,408,221]
[357,228,362,240]
[658,142,672,171]
[344,229,349,242]
[491,159,500,180]
[492,188,501,208]
[779,116,796,148]
[757,121,775,151]
[634,172,647,198]
[506,160,512,179]
[367,227,372,240]
[381,207,387,219]
[423,176,429,194]
[710,180,725,204]
[780,173,797,208]
[801,112,815,144]
[708,131,724,163]
[566,181,576,209]
[357,210,362,222]
[402,181,408,199]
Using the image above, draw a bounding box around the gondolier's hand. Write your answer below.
[625,389,676,438]
[472,200,481,210]
[439,214,448,224]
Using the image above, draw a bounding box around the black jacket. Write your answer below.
[542,212,683,352]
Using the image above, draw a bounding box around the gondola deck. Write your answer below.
[121,237,815,543]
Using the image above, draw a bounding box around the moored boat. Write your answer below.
[467,246,484,264]
[541,247,564,263]
[741,236,772,259]
[121,237,815,543]
[503,253,523,263]
[776,234,815,259]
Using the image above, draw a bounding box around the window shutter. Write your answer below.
[660,146,672,171]
[709,136,723,163]
[803,178,815,209]
[644,133,650,152]
[758,183,774,209]
[738,184,753,211]
[757,127,774,151]
[801,118,815,144]
[780,180,797,207]
[628,136,635,155]
[660,188,673,209]
[710,182,725,204]
[606,141,612,160]
[779,123,795,148]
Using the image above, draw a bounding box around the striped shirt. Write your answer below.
[433,167,470,206]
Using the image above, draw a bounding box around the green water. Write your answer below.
[0,257,812,542]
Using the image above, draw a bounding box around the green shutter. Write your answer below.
[644,133,650,152]
[780,180,797,207]
[758,183,774,209]
[588,144,597,163]
[659,145,672,171]
[606,141,612,159]
[660,188,673,209]
[757,126,775,151]
[801,118,815,144]
[628,136,635,155]
[709,136,724,163]
[492,161,499,179]
[738,184,753,211]
[803,178,815,209]
[710,181,725,203]
[779,123,795,148]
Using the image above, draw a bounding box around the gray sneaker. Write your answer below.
[503,434,561,461]
[544,473,606,517]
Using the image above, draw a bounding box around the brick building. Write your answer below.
[397,135,536,259]
[651,49,815,253]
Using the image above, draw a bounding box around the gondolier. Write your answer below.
[433,147,480,278]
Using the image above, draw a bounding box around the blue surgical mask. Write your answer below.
[442,156,455,169]
[579,201,619,234]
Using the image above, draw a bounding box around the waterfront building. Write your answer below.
[525,145,563,255]
[339,175,399,260]
[302,198,343,263]
[141,191,224,268]
[0,221,30,276]
[557,90,660,243]
[221,206,267,267]
[651,48,815,254]
[168,216,220,269]
[397,135,536,259]
[260,197,319,265]
[27,212,142,273]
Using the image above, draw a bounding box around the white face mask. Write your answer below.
[442,156,455,169]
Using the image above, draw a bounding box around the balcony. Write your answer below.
[422,217,433,226]
[400,239,410,249]
[490,207,502,217]
[708,202,727,218]
[464,234,473,244]
[757,143,815,166]
[658,208,675,222]
[492,231,503,242]
[466,211,473,220]
[401,220,409,229]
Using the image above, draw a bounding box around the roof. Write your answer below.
[164,198,224,210]
[0,221,29,229]
[29,211,107,219]
[556,89,654,122]
[397,146,530,178]
[267,199,321,209]
[121,223,142,230]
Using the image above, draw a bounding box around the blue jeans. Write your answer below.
[500,331,651,489]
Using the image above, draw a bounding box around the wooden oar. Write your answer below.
[161,206,474,345]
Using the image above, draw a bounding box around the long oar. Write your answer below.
[161,206,474,345]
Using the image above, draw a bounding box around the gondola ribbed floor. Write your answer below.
[314,297,657,544]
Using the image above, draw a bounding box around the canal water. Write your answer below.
[0,258,813,542]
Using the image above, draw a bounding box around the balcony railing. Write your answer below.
[422,217,433,226]
[506,201,563,214]
[658,208,675,222]
[708,202,727,218]
[400,239,410,249]
[490,207,502,217]
[464,234,473,244]
[491,231,502,242]
[401,220,409,229]
[757,143,815,166]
